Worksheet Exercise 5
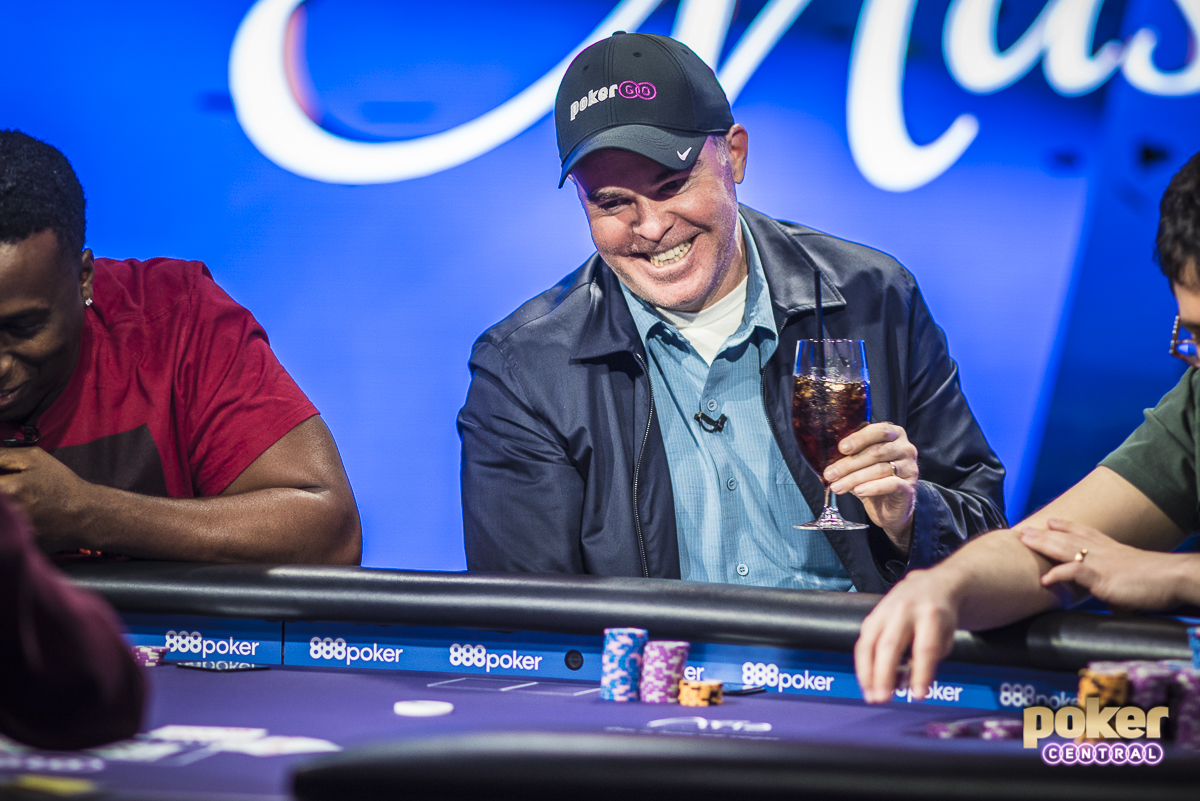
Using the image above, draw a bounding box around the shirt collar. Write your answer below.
[620,213,777,354]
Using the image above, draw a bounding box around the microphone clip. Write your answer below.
[2,424,40,448]
[693,412,728,433]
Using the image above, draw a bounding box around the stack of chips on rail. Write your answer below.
[678,679,723,707]
[601,628,648,701]
[131,645,170,668]
[639,641,690,704]
[1075,658,1200,749]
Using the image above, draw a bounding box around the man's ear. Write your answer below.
[79,249,94,304]
[726,124,748,184]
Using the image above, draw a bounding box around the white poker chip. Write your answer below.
[393,700,454,717]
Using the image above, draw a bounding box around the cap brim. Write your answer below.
[558,125,710,187]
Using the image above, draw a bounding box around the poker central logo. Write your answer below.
[308,637,403,666]
[165,630,261,658]
[741,662,835,693]
[449,643,544,673]
[1023,701,1169,765]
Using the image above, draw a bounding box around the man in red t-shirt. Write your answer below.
[0,130,361,564]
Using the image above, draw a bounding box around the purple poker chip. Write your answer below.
[1125,662,1176,709]
[639,641,690,704]
[979,718,1023,740]
[925,717,983,739]
[131,645,170,667]
[1172,668,1200,749]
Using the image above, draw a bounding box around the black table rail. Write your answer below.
[61,561,1190,672]
[293,731,1200,801]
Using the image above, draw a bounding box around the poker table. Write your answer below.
[4,562,1199,800]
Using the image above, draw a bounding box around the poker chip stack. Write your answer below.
[979,718,1024,740]
[600,628,648,702]
[638,640,691,704]
[678,679,723,707]
[925,716,1020,740]
[925,717,980,739]
[1189,627,1200,669]
[131,645,170,668]
[1172,669,1200,750]
[1126,661,1177,709]
[1078,662,1129,708]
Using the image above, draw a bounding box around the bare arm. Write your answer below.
[0,416,361,564]
[854,467,1183,703]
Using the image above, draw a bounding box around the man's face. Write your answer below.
[571,126,748,313]
[0,229,93,423]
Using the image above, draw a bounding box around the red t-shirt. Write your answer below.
[0,258,318,497]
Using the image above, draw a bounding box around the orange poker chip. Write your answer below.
[678,679,724,707]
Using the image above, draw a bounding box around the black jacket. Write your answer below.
[458,206,1006,592]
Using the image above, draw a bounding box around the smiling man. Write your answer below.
[0,130,360,563]
[457,33,1004,590]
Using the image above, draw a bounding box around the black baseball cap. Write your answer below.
[555,33,735,188]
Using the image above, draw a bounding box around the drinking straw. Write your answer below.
[814,268,825,370]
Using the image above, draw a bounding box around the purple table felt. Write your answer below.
[0,663,1040,800]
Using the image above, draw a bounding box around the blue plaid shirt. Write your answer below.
[620,216,854,590]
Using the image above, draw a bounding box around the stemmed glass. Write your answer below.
[792,339,870,530]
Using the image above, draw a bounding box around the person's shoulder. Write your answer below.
[744,206,916,290]
[472,257,601,356]
[93,257,219,322]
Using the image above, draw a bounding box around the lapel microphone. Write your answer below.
[693,412,728,433]
[2,424,40,447]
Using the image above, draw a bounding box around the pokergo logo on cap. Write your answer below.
[309,637,403,666]
[449,643,544,673]
[165,630,261,658]
[1024,701,1169,766]
[742,662,835,693]
[568,81,656,122]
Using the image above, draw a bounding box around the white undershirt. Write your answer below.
[653,275,749,365]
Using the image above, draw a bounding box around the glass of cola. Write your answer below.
[792,339,870,531]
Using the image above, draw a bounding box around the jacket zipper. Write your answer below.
[760,365,774,447]
[632,353,653,578]
[762,364,793,482]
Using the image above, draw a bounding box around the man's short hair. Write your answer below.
[1157,150,1200,284]
[0,130,86,257]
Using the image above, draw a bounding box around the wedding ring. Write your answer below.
[889,461,898,477]
[1074,549,1088,563]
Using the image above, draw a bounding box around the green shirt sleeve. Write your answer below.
[1100,369,1199,533]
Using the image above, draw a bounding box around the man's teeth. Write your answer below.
[648,239,693,267]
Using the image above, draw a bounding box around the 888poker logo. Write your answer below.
[162,629,270,662]
[450,643,545,673]
[122,615,282,664]
[742,662,838,694]
[308,637,404,667]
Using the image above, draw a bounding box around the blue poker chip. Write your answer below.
[600,628,648,702]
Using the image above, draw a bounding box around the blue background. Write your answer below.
[2,0,1197,569]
